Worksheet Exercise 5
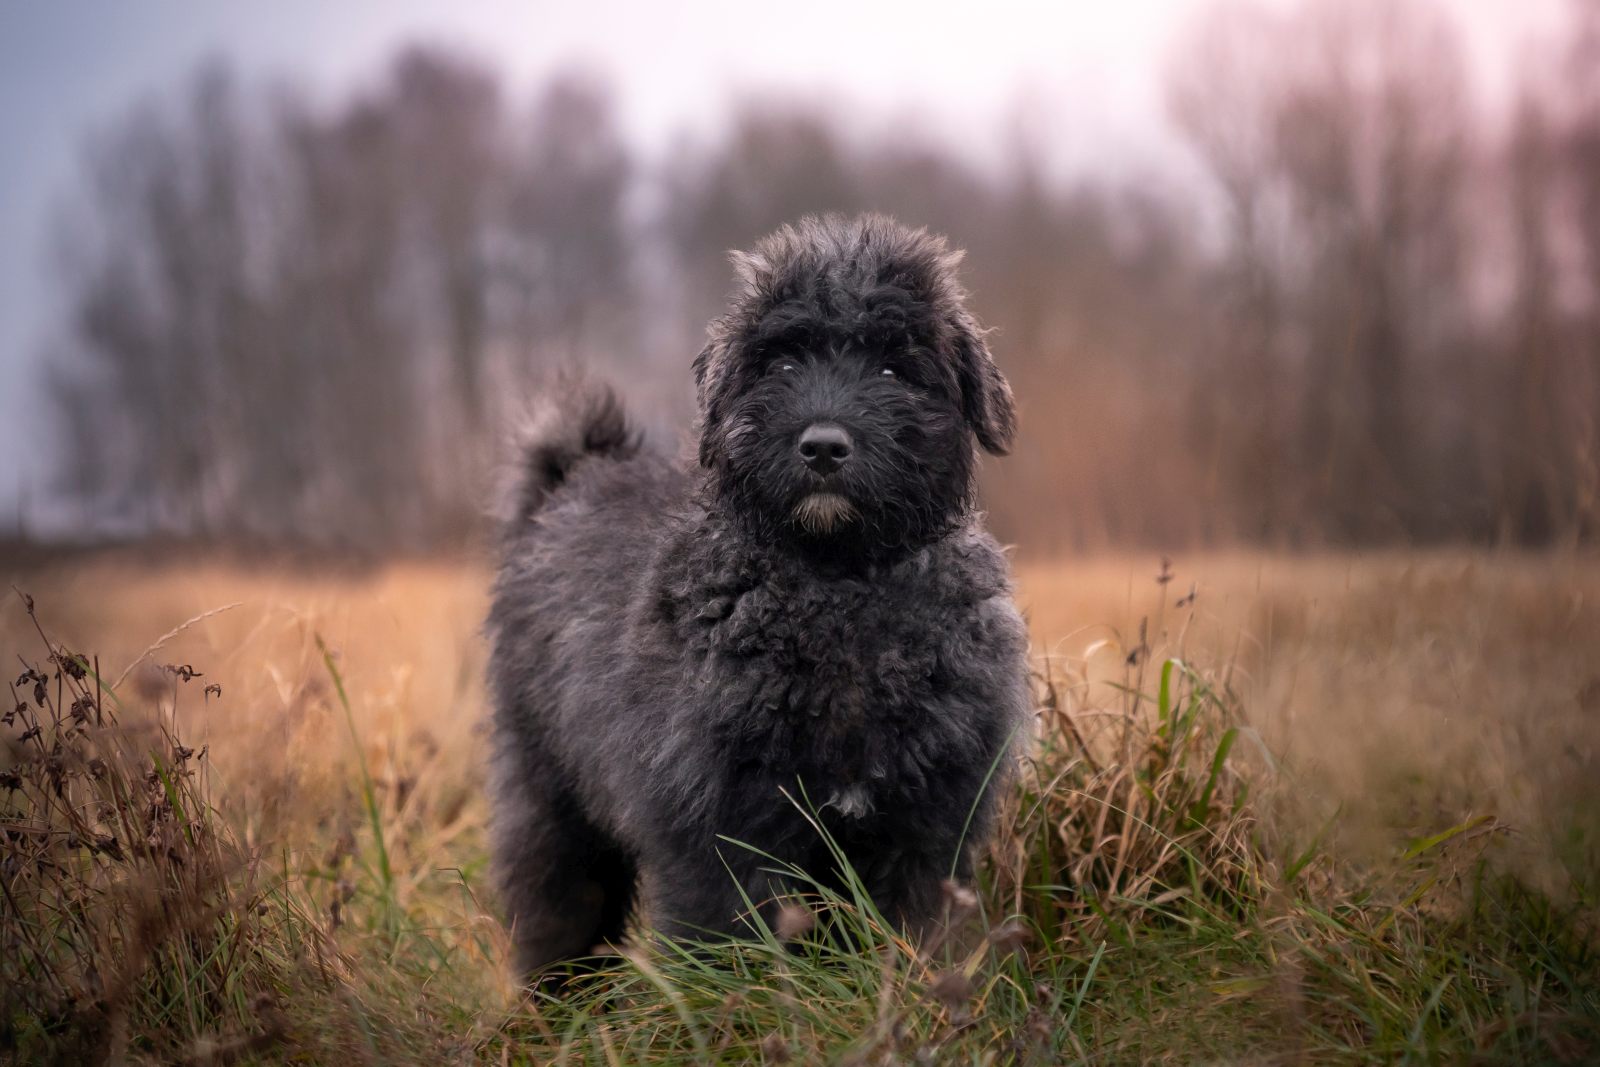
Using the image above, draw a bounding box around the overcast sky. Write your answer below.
[0,0,1570,525]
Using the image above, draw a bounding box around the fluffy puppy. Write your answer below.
[487,213,1030,978]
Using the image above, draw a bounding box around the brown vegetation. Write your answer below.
[6,549,1595,902]
[2,550,1595,1061]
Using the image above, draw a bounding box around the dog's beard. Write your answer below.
[792,492,858,535]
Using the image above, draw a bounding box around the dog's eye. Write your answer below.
[770,362,797,377]
[880,368,897,378]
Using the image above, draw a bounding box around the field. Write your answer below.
[2,548,1597,1063]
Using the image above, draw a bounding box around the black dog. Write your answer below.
[487,214,1030,978]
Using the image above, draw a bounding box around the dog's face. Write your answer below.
[694,215,1016,558]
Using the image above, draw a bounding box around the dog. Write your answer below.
[486,213,1030,979]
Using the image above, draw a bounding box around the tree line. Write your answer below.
[44,0,1600,552]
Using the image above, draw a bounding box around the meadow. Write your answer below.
[2,548,1596,1064]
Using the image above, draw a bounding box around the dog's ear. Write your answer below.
[692,338,723,410]
[952,316,1016,455]
[692,339,729,468]
[694,248,776,467]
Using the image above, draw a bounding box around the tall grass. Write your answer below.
[0,592,332,1063]
[3,566,1597,1064]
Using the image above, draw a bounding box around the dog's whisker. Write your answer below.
[793,492,859,534]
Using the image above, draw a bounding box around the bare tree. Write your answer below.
[1172,0,1477,543]
[500,73,634,381]
[1169,2,1294,541]
[43,5,1600,552]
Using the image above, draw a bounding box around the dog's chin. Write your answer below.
[791,492,859,536]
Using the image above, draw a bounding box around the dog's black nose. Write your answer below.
[798,424,853,475]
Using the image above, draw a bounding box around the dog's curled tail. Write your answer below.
[503,376,639,526]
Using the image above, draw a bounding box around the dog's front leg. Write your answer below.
[857,829,984,944]
[643,847,789,946]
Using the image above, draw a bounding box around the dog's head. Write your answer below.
[694,214,1015,557]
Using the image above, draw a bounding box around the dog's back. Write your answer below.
[486,378,686,974]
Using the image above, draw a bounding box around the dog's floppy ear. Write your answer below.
[952,316,1016,455]
[692,339,729,468]
[692,338,724,412]
[694,247,775,467]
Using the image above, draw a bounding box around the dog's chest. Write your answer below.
[650,525,1022,818]
[687,570,964,800]
[720,576,937,705]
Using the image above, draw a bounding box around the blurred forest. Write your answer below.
[42,0,1600,553]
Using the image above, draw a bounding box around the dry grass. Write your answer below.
[0,591,325,1062]
[1017,551,1600,894]
[2,547,1597,1062]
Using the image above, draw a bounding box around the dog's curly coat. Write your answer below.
[487,214,1030,978]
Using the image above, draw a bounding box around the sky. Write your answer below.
[0,0,1570,527]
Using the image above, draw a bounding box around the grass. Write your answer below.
[2,550,1598,1063]
[0,592,328,1062]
